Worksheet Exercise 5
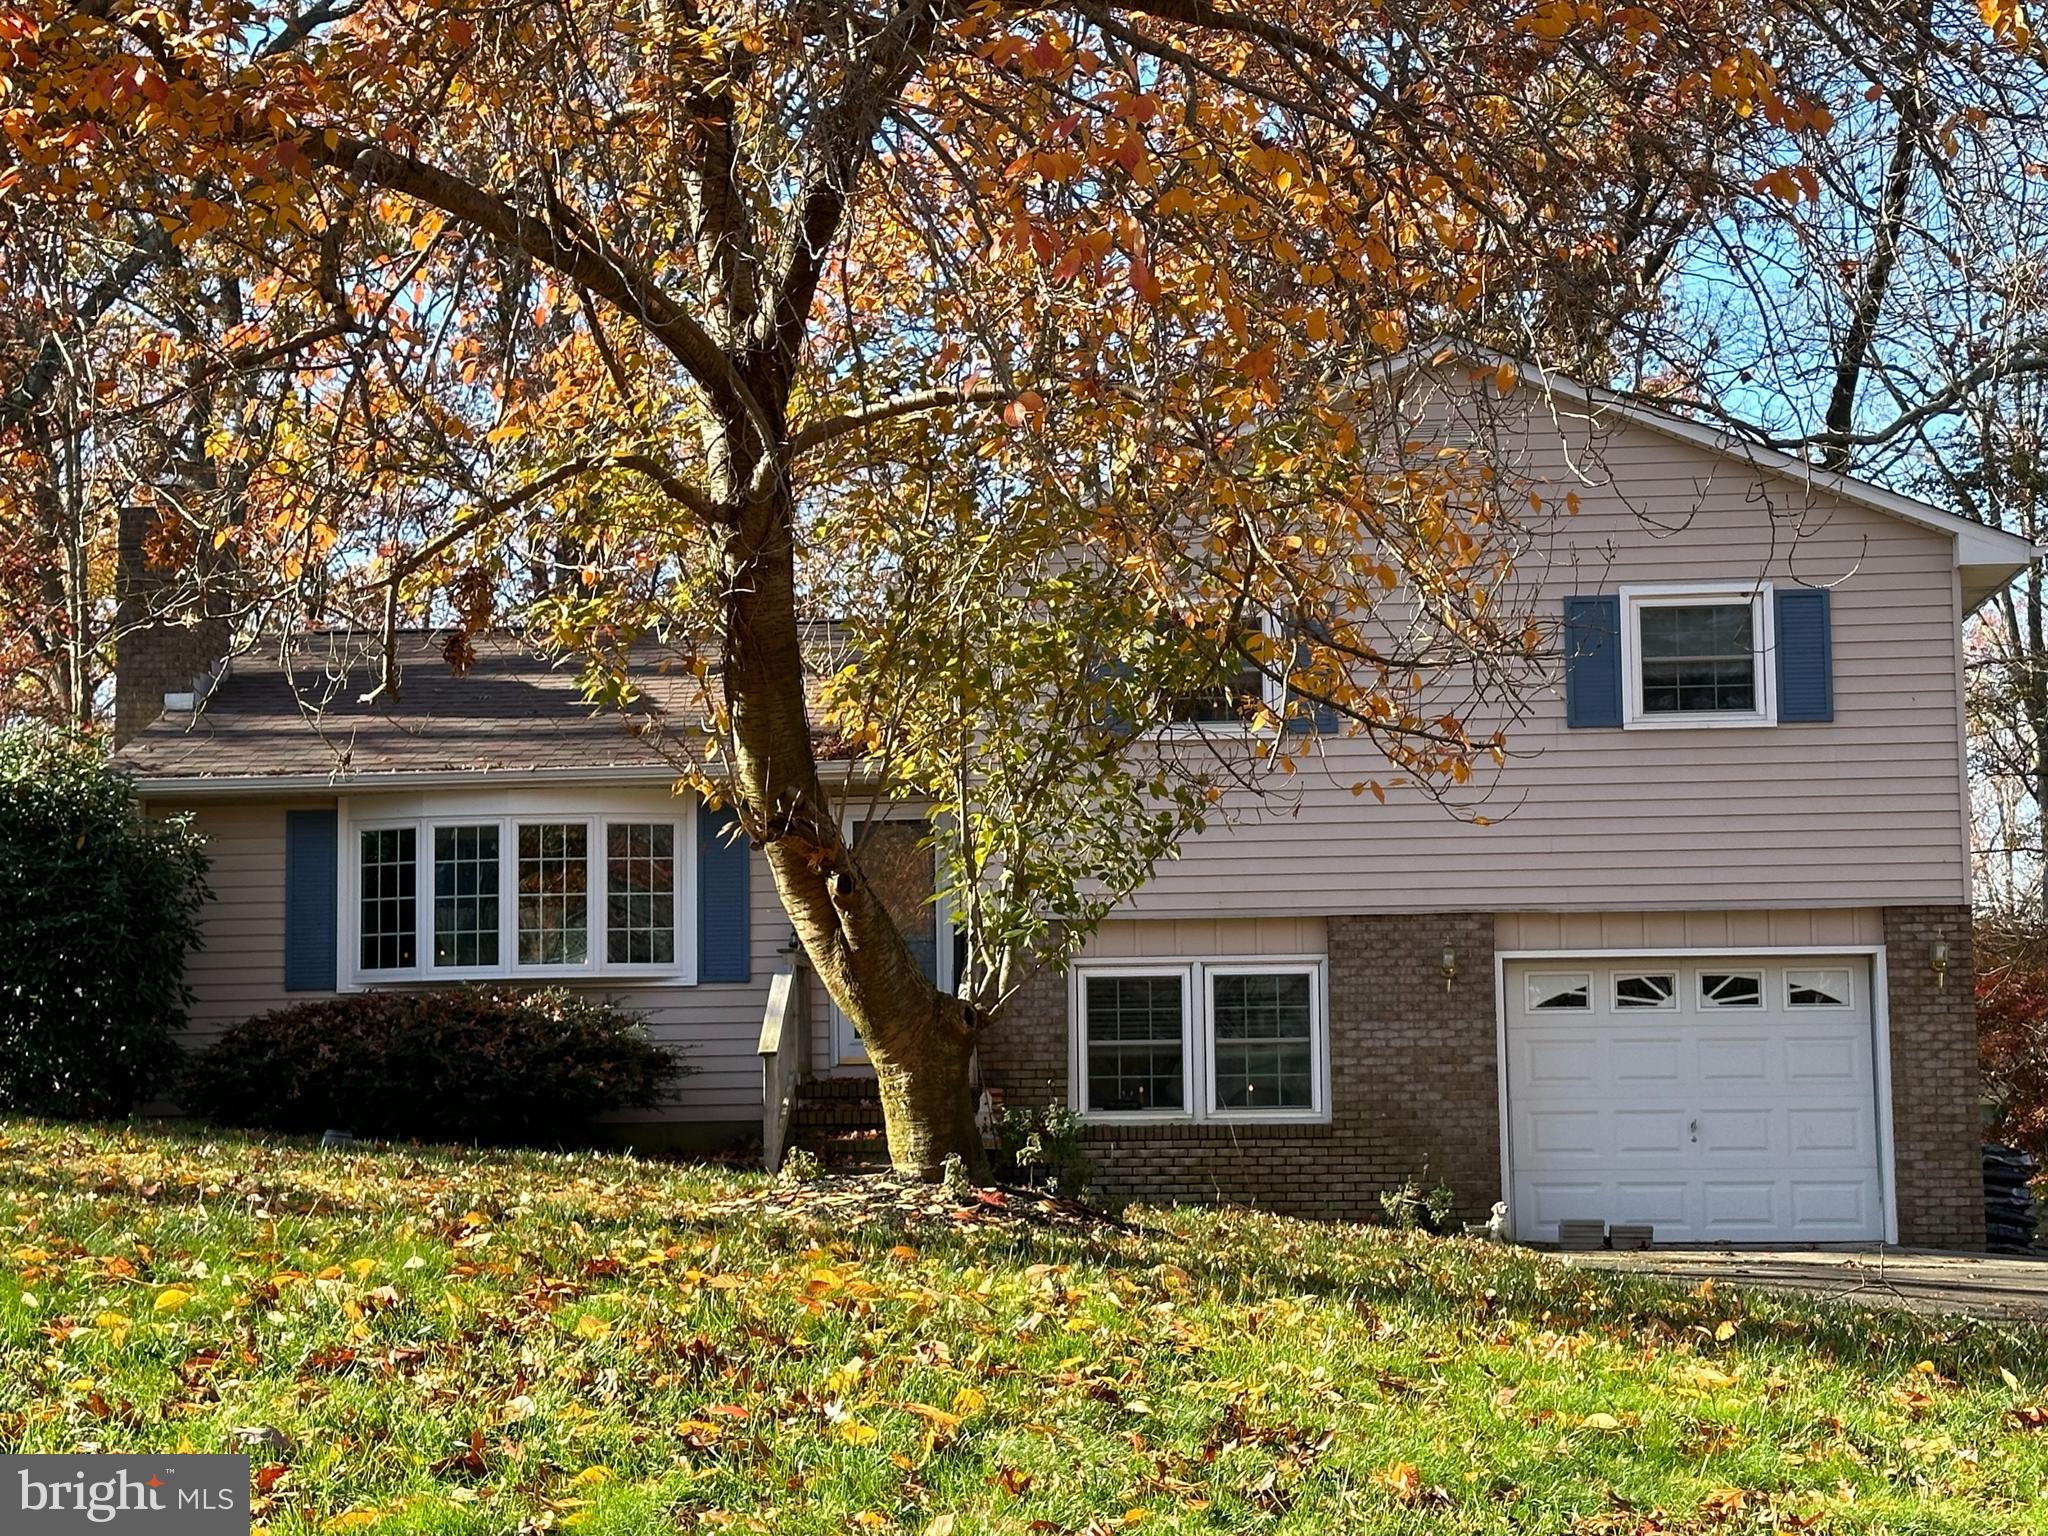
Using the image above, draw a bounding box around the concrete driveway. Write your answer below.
[1568,1247,2048,1324]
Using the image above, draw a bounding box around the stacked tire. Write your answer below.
[1984,1144,2040,1254]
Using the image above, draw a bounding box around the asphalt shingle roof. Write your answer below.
[113,632,705,783]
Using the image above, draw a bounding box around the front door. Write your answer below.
[831,819,941,1066]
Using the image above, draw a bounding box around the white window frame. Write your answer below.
[338,792,697,989]
[422,819,508,980]
[1070,956,1329,1125]
[1697,968,1766,1009]
[1620,581,1776,730]
[596,818,696,977]
[1784,966,1856,1010]
[1611,970,1679,1011]
[1524,970,1593,1012]
[1147,612,1288,739]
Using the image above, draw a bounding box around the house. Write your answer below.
[112,358,2038,1249]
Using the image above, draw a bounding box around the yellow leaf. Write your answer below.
[837,1420,879,1445]
[951,1385,988,1417]
[903,1403,963,1431]
[574,1313,611,1340]
[1714,1321,1738,1341]
[1582,1412,1623,1432]
[154,1288,191,1312]
[1493,361,1517,393]
[572,1466,612,1486]
[1373,1461,1422,1503]
[925,1517,957,1536]
[1671,1362,1740,1392]
[324,1513,379,1533]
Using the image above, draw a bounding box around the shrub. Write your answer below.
[992,1099,1092,1195]
[0,729,209,1116]
[1979,919,2048,1160]
[182,987,686,1144]
[1378,1176,1458,1232]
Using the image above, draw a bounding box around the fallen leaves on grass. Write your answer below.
[1,1122,2044,1536]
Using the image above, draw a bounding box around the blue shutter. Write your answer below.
[697,801,752,983]
[1562,595,1624,728]
[283,808,338,991]
[1088,657,1137,742]
[1283,627,1341,735]
[1775,587,1834,722]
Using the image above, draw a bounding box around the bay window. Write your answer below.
[358,827,417,972]
[606,823,678,966]
[348,804,690,983]
[517,822,590,965]
[432,824,499,968]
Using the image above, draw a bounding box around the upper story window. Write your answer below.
[347,804,692,985]
[1621,584,1774,729]
[1159,616,1281,731]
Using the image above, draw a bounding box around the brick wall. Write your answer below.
[977,913,1502,1221]
[115,505,229,747]
[1882,905,1985,1249]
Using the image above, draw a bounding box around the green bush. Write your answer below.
[182,987,686,1144]
[992,1098,1092,1195]
[0,729,209,1116]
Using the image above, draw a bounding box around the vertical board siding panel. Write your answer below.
[1496,909,1884,952]
[1640,912,1690,948]
[1726,911,1775,947]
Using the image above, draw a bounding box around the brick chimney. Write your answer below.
[114,505,230,747]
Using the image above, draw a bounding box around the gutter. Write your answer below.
[129,759,864,799]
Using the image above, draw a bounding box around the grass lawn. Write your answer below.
[2,1122,2046,1534]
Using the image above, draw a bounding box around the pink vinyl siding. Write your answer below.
[1122,395,1970,917]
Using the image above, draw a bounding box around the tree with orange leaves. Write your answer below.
[0,0,1829,1173]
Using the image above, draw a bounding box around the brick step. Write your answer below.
[799,1077,884,1101]
[791,1102,885,1130]
[792,1127,892,1170]
[790,1077,883,1131]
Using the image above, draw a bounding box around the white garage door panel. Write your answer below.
[1506,956,1884,1244]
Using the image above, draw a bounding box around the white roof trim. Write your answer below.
[1387,340,2041,579]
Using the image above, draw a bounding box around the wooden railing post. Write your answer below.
[758,964,805,1173]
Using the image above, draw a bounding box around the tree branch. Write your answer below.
[789,386,1017,455]
[297,130,774,460]
[386,451,719,582]
[755,0,958,385]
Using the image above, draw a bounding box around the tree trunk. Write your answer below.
[718,466,990,1181]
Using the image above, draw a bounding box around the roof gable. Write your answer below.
[1394,342,2037,606]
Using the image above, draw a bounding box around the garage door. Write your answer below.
[1504,956,1884,1243]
